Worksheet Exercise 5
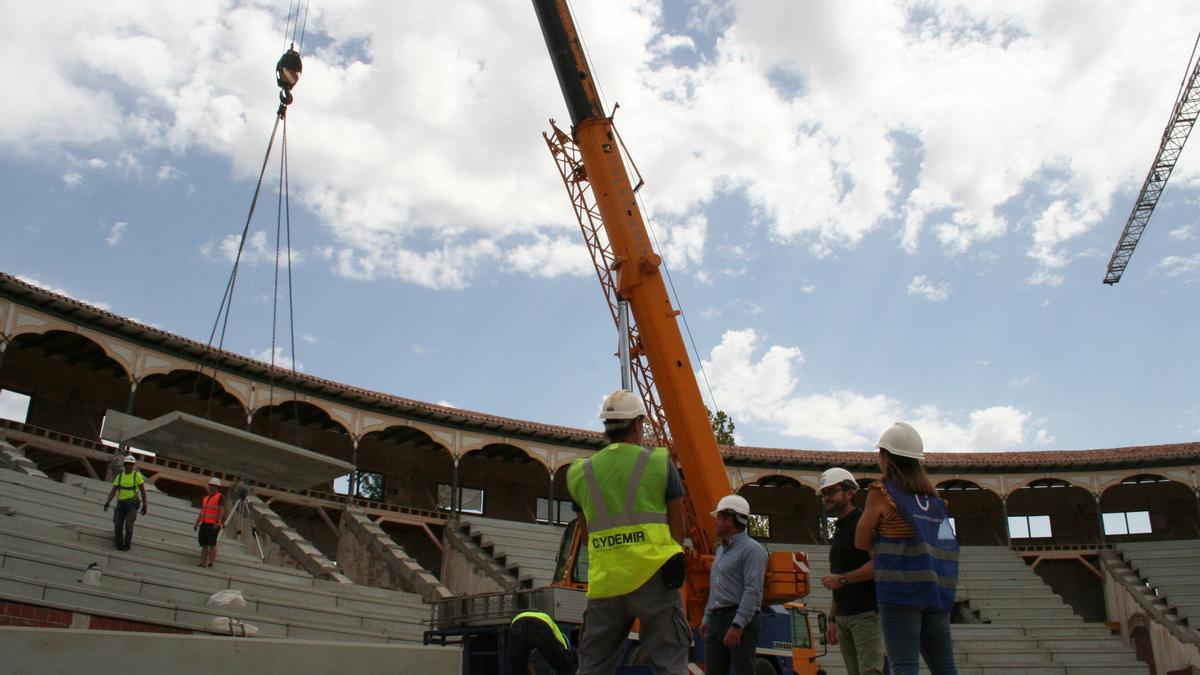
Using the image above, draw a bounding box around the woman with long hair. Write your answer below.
[855,422,959,675]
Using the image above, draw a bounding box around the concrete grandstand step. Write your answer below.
[0,495,254,560]
[965,597,1074,610]
[0,568,414,643]
[0,543,427,624]
[0,627,460,674]
[974,606,1081,621]
[0,551,426,641]
[0,518,429,608]
[0,488,240,554]
[0,469,201,528]
[0,520,311,588]
[461,516,563,588]
[62,472,200,511]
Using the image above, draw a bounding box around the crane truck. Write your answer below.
[424,2,827,672]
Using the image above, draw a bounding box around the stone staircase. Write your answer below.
[0,467,432,643]
[455,516,565,589]
[771,543,1147,674]
[1115,540,1200,630]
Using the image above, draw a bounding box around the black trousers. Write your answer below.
[705,609,760,675]
[509,617,577,675]
[113,499,139,548]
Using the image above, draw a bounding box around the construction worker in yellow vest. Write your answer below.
[567,389,690,675]
[102,455,148,551]
[508,610,576,674]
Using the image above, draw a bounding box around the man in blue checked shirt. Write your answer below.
[701,494,768,675]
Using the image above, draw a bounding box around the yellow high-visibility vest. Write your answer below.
[512,611,569,649]
[113,471,144,501]
[567,443,682,599]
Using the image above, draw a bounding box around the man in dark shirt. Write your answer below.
[819,467,883,675]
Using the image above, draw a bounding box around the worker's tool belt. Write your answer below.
[660,552,686,589]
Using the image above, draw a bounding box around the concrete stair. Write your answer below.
[1117,540,1200,629]
[0,626,459,674]
[0,467,432,643]
[341,509,453,603]
[458,516,564,589]
[767,543,1146,674]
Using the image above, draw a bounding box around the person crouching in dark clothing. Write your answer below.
[508,611,577,675]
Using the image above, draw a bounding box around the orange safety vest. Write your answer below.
[200,493,223,525]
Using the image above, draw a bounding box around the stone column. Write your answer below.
[450,456,461,517]
[124,379,138,415]
[349,437,360,498]
[547,469,556,526]
[0,339,8,399]
[1000,497,1011,547]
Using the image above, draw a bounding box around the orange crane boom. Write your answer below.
[532,0,808,625]
[531,0,724,557]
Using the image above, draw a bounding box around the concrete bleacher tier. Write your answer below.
[444,517,1147,672]
[769,543,1147,675]
[460,515,564,588]
[0,467,432,645]
[1118,540,1200,628]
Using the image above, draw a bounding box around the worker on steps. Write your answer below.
[508,610,577,674]
[102,455,148,551]
[194,477,227,568]
[567,388,690,675]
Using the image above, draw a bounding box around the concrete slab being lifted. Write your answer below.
[101,409,353,490]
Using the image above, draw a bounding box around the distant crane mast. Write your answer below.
[1104,32,1200,285]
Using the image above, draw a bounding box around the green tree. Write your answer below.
[355,471,385,501]
[707,408,736,446]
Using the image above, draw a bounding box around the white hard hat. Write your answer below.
[710,494,751,518]
[122,455,136,465]
[599,389,647,421]
[878,422,924,460]
[819,467,858,491]
[208,477,221,487]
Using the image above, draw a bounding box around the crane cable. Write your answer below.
[195,10,307,419]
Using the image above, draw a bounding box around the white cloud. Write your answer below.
[62,171,83,189]
[1168,224,1195,241]
[800,284,816,294]
[15,274,111,311]
[1026,198,1105,285]
[907,275,950,302]
[200,230,305,267]
[701,328,1034,452]
[106,222,128,247]
[1155,253,1200,279]
[1033,429,1056,447]
[6,1,1198,289]
[301,333,319,345]
[250,346,302,371]
[156,164,182,182]
[1007,374,1034,387]
[699,306,722,319]
[503,234,592,278]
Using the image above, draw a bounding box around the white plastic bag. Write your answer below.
[209,616,259,637]
[206,589,246,609]
[82,563,102,586]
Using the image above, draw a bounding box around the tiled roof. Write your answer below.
[722,442,1200,472]
[4,272,1198,470]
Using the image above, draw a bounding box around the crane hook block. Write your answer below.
[276,48,303,106]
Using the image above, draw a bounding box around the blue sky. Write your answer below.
[2,1,1199,453]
